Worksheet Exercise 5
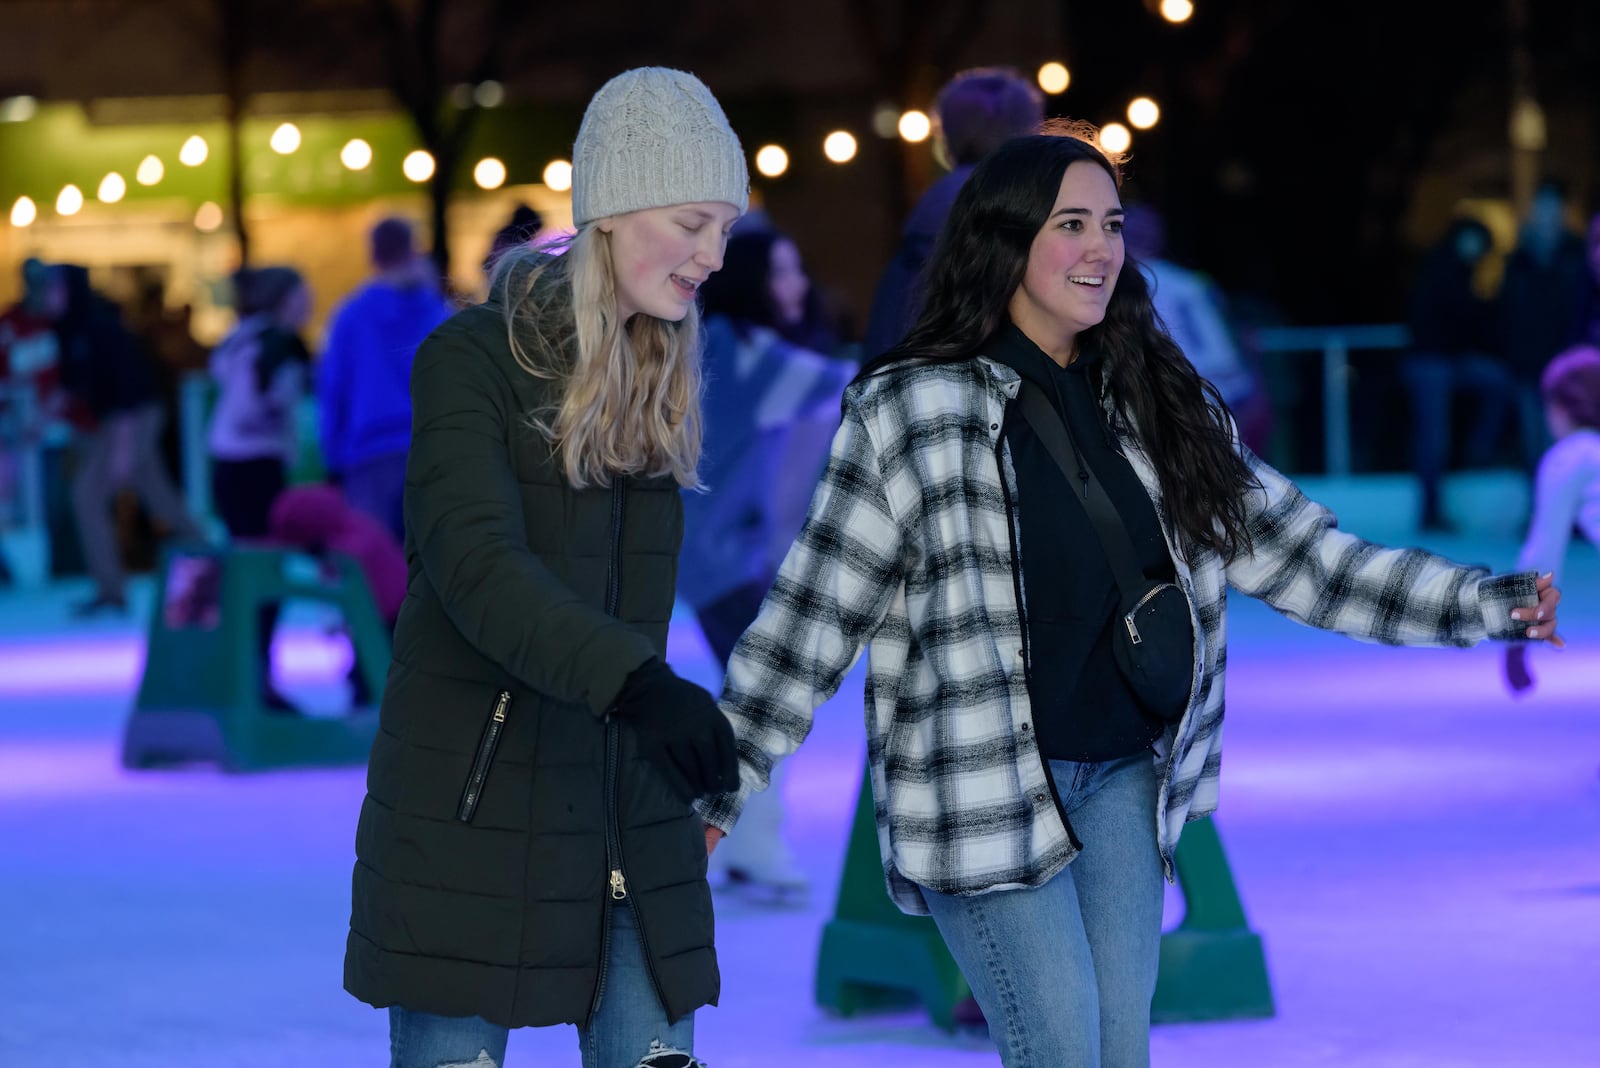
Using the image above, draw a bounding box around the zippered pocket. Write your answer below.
[456,689,512,823]
[1123,582,1177,644]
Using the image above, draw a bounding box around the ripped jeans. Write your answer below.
[388,902,697,1068]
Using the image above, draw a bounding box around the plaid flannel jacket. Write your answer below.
[699,355,1537,915]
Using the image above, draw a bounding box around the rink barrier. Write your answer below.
[815,766,1275,1028]
[122,546,386,772]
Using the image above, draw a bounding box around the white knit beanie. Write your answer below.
[571,67,749,227]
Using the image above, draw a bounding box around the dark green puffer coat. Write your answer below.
[343,289,718,1027]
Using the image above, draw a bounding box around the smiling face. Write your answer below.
[600,201,742,323]
[1007,160,1125,365]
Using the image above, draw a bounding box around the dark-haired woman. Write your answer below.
[698,128,1562,1067]
[680,227,853,896]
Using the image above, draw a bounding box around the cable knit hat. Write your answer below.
[571,67,749,227]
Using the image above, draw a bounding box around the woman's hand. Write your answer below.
[705,825,725,856]
[1511,573,1563,647]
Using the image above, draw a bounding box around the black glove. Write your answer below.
[612,659,740,802]
[1504,645,1534,695]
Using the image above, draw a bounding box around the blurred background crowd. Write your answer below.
[0,0,1596,612]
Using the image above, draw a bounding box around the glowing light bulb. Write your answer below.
[473,157,507,190]
[56,184,84,216]
[136,156,164,186]
[898,110,931,143]
[1160,0,1195,24]
[97,172,127,204]
[754,145,789,178]
[10,196,37,227]
[1127,98,1160,130]
[340,139,373,171]
[270,123,301,154]
[402,150,435,183]
[1038,63,1070,95]
[542,159,572,191]
[823,131,858,164]
[1099,123,1132,155]
[179,135,208,166]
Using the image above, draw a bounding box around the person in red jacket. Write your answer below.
[268,483,406,626]
[268,483,406,709]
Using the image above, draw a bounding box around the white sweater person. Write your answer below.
[1506,345,1599,692]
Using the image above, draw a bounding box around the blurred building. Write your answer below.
[0,0,1064,340]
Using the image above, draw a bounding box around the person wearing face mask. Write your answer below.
[678,226,854,900]
[698,126,1562,1068]
[1501,181,1591,468]
[343,67,746,1068]
[1400,217,1515,532]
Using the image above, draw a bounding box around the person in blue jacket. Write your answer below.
[317,218,454,542]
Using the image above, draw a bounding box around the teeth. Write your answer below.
[1069,276,1103,285]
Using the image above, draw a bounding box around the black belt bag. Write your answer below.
[1017,383,1194,723]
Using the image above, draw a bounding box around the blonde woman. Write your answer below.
[344,68,746,1068]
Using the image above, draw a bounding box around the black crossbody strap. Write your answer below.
[1016,382,1149,599]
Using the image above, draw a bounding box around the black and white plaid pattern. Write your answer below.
[700,356,1537,914]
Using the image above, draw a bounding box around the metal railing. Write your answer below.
[1252,323,1410,477]
[0,383,47,530]
[2,326,1415,585]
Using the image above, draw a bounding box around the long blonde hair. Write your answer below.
[493,226,703,489]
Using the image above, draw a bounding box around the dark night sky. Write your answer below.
[1050,0,1598,324]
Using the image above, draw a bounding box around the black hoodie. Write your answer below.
[989,323,1174,761]
[52,265,158,419]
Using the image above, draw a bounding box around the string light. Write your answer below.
[402,150,435,183]
[179,135,208,166]
[898,110,932,143]
[473,157,507,190]
[754,145,789,178]
[542,160,572,191]
[823,131,858,164]
[340,139,373,171]
[270,123,301,154]
[1038,63,1071,94]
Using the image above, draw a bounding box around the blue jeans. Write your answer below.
[388,902,697,1068]
[341,449,408,544]
[922,752,1163,1068]
[1401,353,1515,523]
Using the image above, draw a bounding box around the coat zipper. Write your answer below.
[456,689,512,822]
[588,478,668,1024]
[994,427,1082,854]
[1123,583,1175,644]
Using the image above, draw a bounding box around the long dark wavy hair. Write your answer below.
[860,129,1259,561]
